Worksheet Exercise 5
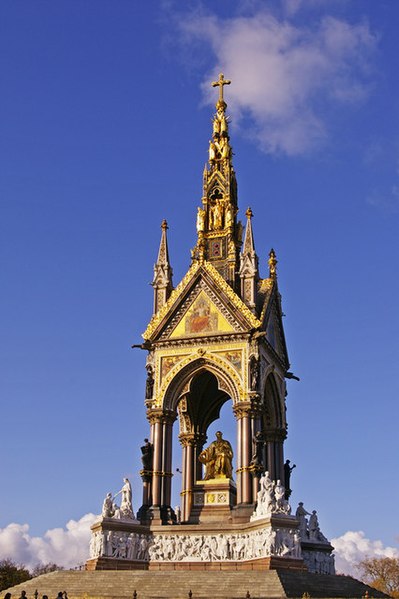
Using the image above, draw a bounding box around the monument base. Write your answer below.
[88,514,307,572]
[86,557,148,571]
[148,555,307,571]
[189,478,236,523]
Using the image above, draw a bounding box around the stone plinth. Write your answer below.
[87,513,305,572]
[301,538,335,575]
[189,478,236,523]
[87,517,151,570]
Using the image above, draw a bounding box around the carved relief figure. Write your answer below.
[199,431,233,480]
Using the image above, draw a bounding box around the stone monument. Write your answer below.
[86,73,335,576]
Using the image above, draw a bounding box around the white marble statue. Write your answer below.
[114,477,134,519]
[102,492,114,518]
[274,479,291,514]
[251,472,291,520]
[175,505,181,524]
[295,503,329,543]
[296,502,311,539]
[308,510,320,540]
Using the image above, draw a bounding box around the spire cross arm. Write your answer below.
[211,73,231,104]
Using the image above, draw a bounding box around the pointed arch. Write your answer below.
[262,372,285,430]
[162,355,242,413]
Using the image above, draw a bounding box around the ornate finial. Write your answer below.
[245,207,253,219]
[161,219,168,231]
[211,72,231,108]
[268,248,277,279]
[208,73,232,170]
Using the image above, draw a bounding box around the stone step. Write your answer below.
[277,570,390,598]
[1,569,389,599]
[1,571,285,599]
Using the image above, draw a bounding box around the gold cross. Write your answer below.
[211,73,231,103]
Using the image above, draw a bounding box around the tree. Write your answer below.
[0,559,31,592]
[358,556,399,597]
[31,562,63,577]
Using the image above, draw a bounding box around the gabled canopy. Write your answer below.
[143,261,262,342]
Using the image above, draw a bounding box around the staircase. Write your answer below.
[0,570,284,599]
[1,569,389,599]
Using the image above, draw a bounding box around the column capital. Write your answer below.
[179,432,206,448]
[147,408,176,425]
[233,398,262,419]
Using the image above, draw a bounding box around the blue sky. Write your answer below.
[0,0,398,572]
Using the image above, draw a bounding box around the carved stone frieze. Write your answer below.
[152,332,251,350]
[302,550,335,575]
[89,524,302,563]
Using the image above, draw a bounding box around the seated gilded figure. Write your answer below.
[199,431,233,480]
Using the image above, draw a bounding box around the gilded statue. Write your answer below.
[196,207,206,232]
[210,199,224,230]
[199,431,233,480]
[225,204,234,228]
[209,140,217,162]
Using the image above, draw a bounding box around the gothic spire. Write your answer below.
[242,207,256,255]
[268,248,278,280]
[192,74,242,289]
[239,207,259,312]
[152,219,173,314]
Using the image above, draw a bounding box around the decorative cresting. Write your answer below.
[192,73,242,288]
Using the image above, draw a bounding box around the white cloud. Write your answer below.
[1,516,398,579]
[367,183,399,213]
[0,514,98,570]
[332,530,399,577]
[176,9,377,155]
[281,0,346,17]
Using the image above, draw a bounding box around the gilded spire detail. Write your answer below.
[192,73,241,290]
[211,73,231,108]
[239,207,259,312]
[242,208,255,255]
[268,248,278,280]
[157,219,170,264]
[208,73,232,170]
[152,219,173,314]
